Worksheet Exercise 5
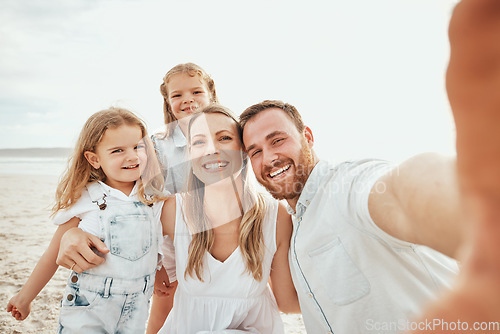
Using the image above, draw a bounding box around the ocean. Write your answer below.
[0,148,71,176]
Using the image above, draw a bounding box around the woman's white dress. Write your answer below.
[159,194,285,334]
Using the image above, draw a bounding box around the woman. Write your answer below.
[158,104,299,333]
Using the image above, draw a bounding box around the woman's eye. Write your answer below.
[220,136,232,141]
[136,144,145,150]
[192,140,205,146]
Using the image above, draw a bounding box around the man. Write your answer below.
[240,100,461,333]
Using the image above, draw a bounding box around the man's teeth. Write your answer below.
[204,162,228,170]
[269,164,291,178]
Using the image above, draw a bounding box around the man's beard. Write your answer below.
[260,139,314,201]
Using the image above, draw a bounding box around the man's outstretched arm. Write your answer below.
[410,1,500,332]
[368,0,500,261]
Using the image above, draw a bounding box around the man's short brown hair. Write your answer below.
[239,100,305,135]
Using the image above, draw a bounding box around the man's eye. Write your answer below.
[272,138,284,145]
[251,150,261,158]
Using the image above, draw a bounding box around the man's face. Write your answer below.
[242,108,315,202]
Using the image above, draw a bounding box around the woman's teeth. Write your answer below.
[203,162,228,170]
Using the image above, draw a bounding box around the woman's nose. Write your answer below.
[204,139,219,156]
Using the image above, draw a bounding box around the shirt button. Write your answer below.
[306,200,310,205]
[308,292,313,298]
[67,294,74,301]
[71,275,78,283]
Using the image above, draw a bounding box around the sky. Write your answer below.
[0,0,459,163]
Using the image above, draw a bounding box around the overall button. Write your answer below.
[67,294,74,301]
[71,275,78,283]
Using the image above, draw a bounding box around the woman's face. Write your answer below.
[189,113,244,185]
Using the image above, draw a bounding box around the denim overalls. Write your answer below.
[58,182,160,334]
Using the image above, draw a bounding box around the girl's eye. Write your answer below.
[171,94,181,98]
[111,149,123,154]
[194,90,204,95]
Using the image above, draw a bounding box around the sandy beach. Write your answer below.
[0,173,306,333]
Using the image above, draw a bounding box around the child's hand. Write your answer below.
[6,294,31,321]
[154,266,175,297]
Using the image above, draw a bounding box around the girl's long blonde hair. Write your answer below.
[159,63,218,137]
[52,107,164,214]
[182,104,267,282]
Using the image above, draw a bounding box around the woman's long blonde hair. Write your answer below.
[159,63,218,137]
[52,107,164,214]
[182,105,267,282]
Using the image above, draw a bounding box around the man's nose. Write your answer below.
[262,148,278,166]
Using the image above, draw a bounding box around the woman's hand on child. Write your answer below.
[56,227,109,273]
[154,266,176,297]
[6,293,31,321]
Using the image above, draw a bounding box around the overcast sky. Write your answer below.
[0,0,459,163]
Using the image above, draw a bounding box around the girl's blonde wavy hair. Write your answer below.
[159,63,218,137]
[182,104,267,282]
[52,107,165,214]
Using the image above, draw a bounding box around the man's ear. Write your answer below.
[303,126,314,148]
[84,151,100,169]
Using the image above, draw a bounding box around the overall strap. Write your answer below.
[86,182,107,210]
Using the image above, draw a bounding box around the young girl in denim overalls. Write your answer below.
[7,107,167,333]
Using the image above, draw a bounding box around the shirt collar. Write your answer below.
[97,180,139,199]
[285,160,331,216]
[172,123,187,148]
